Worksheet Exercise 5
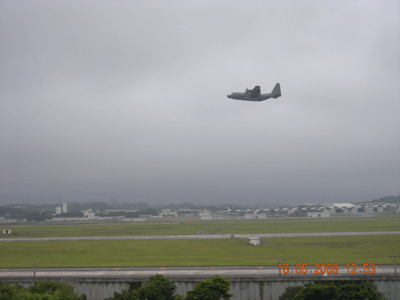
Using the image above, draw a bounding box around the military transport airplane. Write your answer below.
[227,83,281,101]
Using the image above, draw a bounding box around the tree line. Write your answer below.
[0,276,386,300]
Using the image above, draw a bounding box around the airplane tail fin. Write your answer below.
[271,83,281,98]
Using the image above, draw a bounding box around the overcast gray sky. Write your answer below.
[1,1,399,205]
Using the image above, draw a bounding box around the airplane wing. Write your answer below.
[248,86,261,98]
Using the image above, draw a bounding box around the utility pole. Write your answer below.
[389,255,398,275]
[277,259,286,277]
[30,262,39,277]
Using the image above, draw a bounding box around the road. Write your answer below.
[1,231,400,242]
[1,265,397,278]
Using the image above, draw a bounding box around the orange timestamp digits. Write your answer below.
[278,263,375,275]
[346,263,376,274]
[278,263,340,275]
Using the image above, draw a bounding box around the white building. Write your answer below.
[82,209,96,220]
[199,210,212,220]
[332,203,354,209]
[56,207,62,214]
[62,203,67,213]
[248,237,260,246]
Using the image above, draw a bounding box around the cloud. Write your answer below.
[1,1,399,204]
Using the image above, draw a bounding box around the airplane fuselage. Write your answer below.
[227,93,275,101]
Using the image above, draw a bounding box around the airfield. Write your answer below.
[1,216,399,270]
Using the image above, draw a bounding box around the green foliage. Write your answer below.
[279,281,386,300]
[105,275,181,300]
[0,283,25,300]
[106,275,232,300]
[28,281,81,300]
[278,286,303,300]
[105,289,139,300]
[137,274,178,300]
[185,275,233,300]
[333,283,385,300]
[0,281,85,300]
[293,283,338,300]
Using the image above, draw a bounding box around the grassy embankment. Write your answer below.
[0,235,398,268]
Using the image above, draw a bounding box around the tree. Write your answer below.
[293,283,338,300]
[105,275,182,300]
[278,286,303,300]
[279,281,386,300]
[331,282,386,300]
[25,211,53,222]
[0,281,86,300]
[137,274,179,300]
[28,281,83,300]
[185,275,233,300]
[0,283,25,300]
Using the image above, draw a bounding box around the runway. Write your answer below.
[1,265,397,277]
[1,231,400,242]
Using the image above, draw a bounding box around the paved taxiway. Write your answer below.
[1,231,400,242]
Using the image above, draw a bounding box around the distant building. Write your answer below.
[199,210,212,220]
[82,209,96,220]
[332,203,354,209]
[121,218,146,222]
[307,212,330,218]
[159,209,178,217]
[62,203,67,213]
[329,207,350,214]
[56,207,62,214]
[244,213,267,219]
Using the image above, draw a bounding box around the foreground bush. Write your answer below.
[0,281,86,300]
[185,276,232,300]
[105,274,182,300]
[106,275,232,300]
[279,281,386,300]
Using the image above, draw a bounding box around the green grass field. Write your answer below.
[0,235,398,268]
[1,216,398,268]
[1,217,399,238]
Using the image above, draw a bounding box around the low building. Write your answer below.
[82,209,96,220]
[332,203,354,209]
[329,207,350,214]
[307,212,330,218]
[248,237,260,246]
[244,213,267,219]
[0,218,21,223]
[199,210,212,220]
